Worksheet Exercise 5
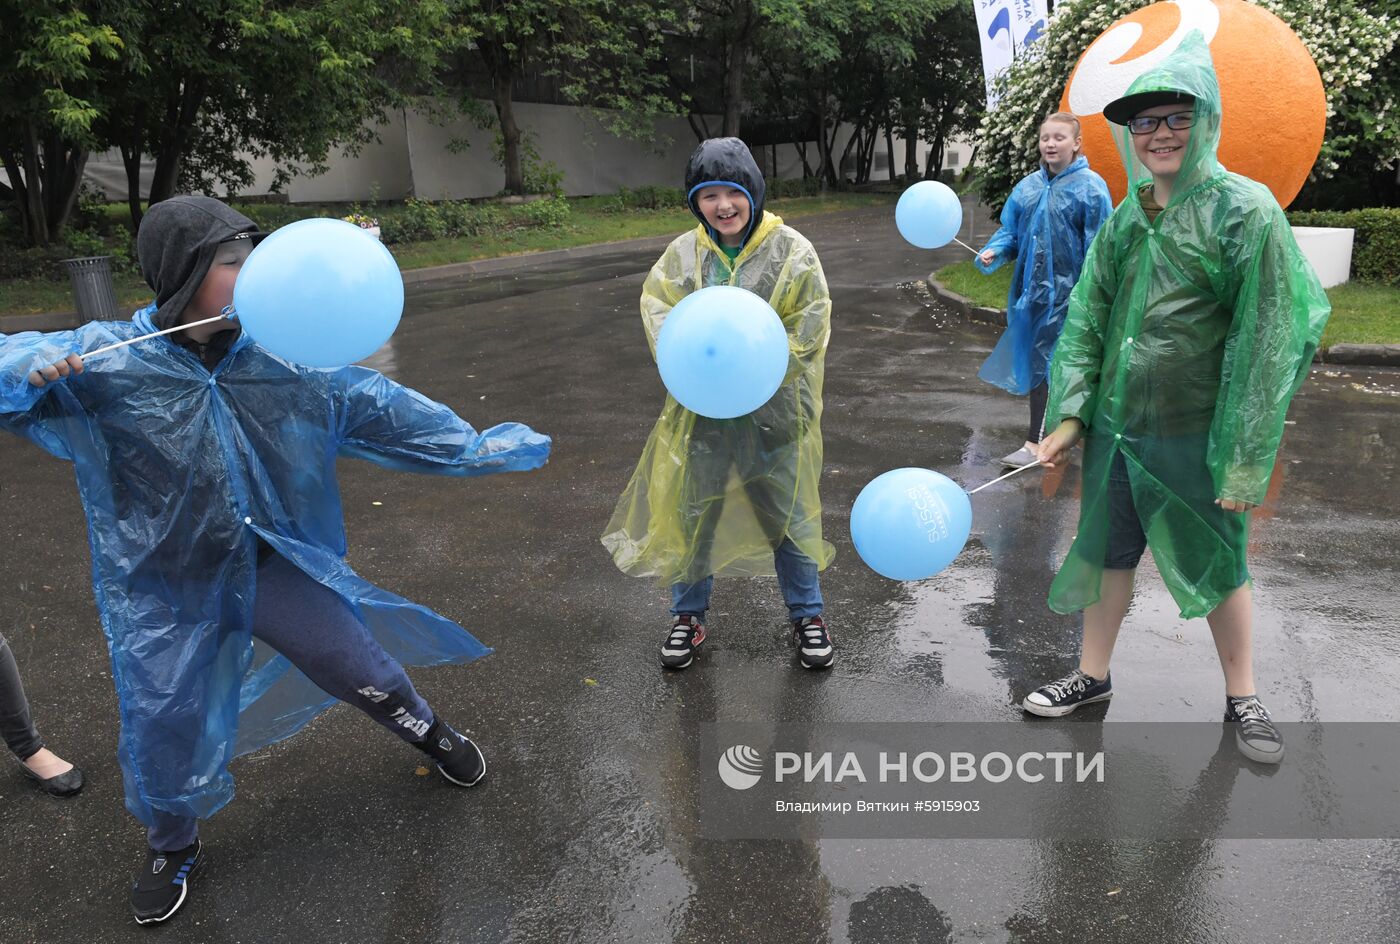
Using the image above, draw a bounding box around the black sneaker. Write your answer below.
[1225,695,1284,764]
[416,719,487,786]
[660,615,706,670]
[793,616,834,670]
[1022,669,1112,717]
[131,840,204,925]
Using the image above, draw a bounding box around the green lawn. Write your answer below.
[0,191,895,318]
[932,261,1399,348]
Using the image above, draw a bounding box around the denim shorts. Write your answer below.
[1105,450,1148,569]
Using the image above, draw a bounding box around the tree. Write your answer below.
[451,0,681,194]
[0,3,123,246]
[100,0,455,229]
[893,2,984,182]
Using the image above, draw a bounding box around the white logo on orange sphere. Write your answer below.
[1061,0,1325,208]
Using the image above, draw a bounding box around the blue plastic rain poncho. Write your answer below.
[1044,32,1330,619]
[0,310,550,825]
[602,138,834,582]
[976,155,1113,395]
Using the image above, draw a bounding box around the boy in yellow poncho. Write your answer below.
[1022,33,1330,765]
[602,138,836,671]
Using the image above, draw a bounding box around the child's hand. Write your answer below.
[979,250,997,266]
[1036,419,1083,469]
[1215,497,1256,514]
[27,354,84,388]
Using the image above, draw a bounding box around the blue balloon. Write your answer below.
[851,468,973,581]
[895,180,964,250]
[656,285,789,419]
[233,218,403,368]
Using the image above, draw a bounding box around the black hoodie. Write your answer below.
[136,195,265,332]
[684,138,767,248]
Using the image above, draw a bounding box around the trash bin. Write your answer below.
[63,255,121,321]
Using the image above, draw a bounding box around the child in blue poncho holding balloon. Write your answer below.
[976,112,1113,468]
[601,138,836,673]
[0,195,550,925]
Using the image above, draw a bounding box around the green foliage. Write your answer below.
[511,196,570,229]
[376,196,571,244]
[490,131,564,196]
[1288,208,1400,286]
[766,177,824,199]
[608,186,687,211]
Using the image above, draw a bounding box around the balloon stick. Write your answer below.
[951,236,981,256]
[968,459,1042,494]
[82,306,238,361]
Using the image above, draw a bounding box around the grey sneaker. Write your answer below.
[1000,446,1040,469]
[1224,695,1284,764]
[1022,669,1113,717]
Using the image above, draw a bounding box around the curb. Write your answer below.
[925,272,1004,328]
[926,273,1400,369]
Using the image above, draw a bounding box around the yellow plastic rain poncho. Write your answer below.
[602,139,834,584]
[1045,31,1330,619]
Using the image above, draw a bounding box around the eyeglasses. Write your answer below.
[1127,112,1195,135]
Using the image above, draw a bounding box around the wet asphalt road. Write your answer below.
[2,205,1398,942]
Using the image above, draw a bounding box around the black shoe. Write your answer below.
[1022,669,1112,717]
[131,840,204,925]
[793,616,834,670]
[1225,695,1284,764]
[660,615,706,670]
[20,759,84,797]
[417,719,487,787]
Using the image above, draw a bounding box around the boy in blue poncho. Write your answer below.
[976,112,1113,468]
[1,196,551,924]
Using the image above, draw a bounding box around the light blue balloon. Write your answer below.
[656,285,789,419]
[895,180,964,250]
[233,218,403,368]
[851,468,973,581]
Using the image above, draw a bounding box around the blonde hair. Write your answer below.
[1040,112,1083,157]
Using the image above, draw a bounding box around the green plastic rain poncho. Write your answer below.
[602,138,834,583]
[1044,31,1330,619]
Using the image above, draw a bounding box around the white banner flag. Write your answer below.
[972,0,1050,109]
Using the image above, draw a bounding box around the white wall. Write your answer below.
[81,102,977,203]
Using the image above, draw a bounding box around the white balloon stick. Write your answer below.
[951,236,981,256]
[968,459,1042,494]
[81,307,237,361]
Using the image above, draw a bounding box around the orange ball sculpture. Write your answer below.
[1061,0,1325,207]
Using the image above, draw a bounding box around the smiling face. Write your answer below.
[694,184,751,247]
[183,237,254,341]
[1130,103,1194,181]
[1038,118,1080,174]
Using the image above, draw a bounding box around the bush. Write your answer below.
[766,176,824,199]
[512,196,570,229]
[381,197,447,243]
[611,185,686,211]
[1288,207,1400,286]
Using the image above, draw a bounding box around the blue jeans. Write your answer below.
[670,539,823,621]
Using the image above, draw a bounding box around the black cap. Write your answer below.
[1102,90,1196,126]
[136,196,266,329]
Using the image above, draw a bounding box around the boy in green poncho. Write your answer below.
[1020,33,1330,765]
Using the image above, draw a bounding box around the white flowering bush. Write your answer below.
[974,0,1397,208]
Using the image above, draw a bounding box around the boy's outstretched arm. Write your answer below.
[333,366,550,476]
[1208,207,1330,507]
[0,330,85,460]
[776,244,831,383]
